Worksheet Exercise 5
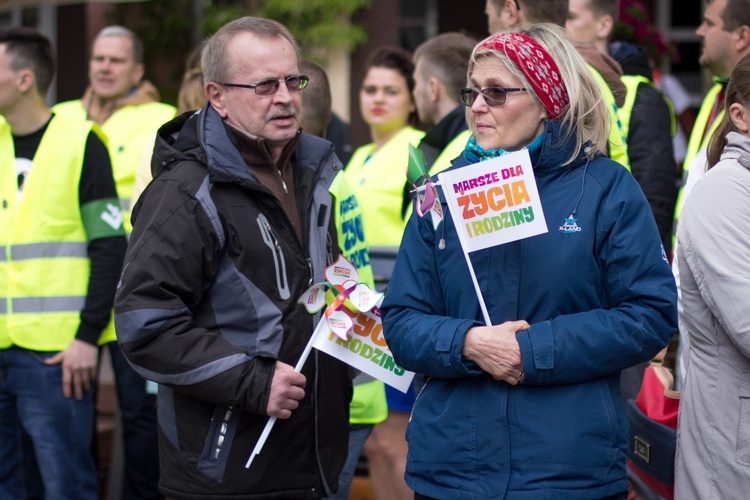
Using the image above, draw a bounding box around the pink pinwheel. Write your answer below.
[406,144,443,229]
[298,255,383,340]
[247,255,382,469]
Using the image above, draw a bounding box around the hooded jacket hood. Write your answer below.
[609,41,653,79]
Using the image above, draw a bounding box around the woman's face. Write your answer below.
[467,56,546,151]
[359,66,414,133]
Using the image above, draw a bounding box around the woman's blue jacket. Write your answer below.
[381,120,678,499]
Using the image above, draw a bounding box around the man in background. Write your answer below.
[566,0,677,257]
[54,25,175,500]
[484,0,630,169]
[0,27,126,500]
[412,32,475,175]
[671,0,750,395]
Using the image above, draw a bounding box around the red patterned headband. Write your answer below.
[475,32,569,119]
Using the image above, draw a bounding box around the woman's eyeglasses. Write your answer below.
[459,86,527,107]
[218,75,309,96]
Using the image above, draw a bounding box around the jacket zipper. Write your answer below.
[302,145,337,496]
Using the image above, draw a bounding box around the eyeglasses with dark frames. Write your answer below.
[459,87,527,107]
[218,75,309,96]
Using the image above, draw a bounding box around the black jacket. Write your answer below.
[611,42,678,255]
[114,105,351,499]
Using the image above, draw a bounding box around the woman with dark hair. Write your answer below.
[381,24,677,499]
[675,52,750,500]
[344,46,423,500]
[345,46,424,248]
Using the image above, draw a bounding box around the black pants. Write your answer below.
[108,342,163,500]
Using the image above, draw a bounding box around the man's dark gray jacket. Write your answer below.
[115,105,351,499]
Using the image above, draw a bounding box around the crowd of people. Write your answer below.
[0,0,749,499]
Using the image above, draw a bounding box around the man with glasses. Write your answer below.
[114,16,352,499]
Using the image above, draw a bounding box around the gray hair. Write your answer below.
[202,17,300,84]
[94,25,144,64]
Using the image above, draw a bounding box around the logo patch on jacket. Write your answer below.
[559,215,582,233]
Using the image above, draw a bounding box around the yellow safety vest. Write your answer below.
[329,172,375,288]
[587,64,630,170]
[618,75,677,148]
[53,100,176,233]
[328,172,387,425]
[0,115,113,351]
[350,378,388,425]
[345,126,425,247]
[673,82,725,224]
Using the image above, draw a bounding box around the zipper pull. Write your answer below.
[306,258,313,286]
[277,169,288,194]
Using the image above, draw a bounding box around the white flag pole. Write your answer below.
[462,251,492,327]
[437,151,547,329]
[245,315,328,469]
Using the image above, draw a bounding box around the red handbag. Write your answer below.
[626,361,680,500]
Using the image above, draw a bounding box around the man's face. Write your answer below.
[696,0,736,78]
[486,0,507,34]
[210,32,301,146]
[89,35,144,100]
[566,0,601,46]
[412,59,435,127]
[0,45,20,114]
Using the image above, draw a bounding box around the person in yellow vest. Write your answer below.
[565,0,677,257]
[484,0,630,169]
[298,58,388,500]
[345,46,424,500]
[53,25,175,500]
[346,47,425,249]
[675,0,750,226]
[670,0,750,388]
[133,43,206,205]
[0,28,126,500]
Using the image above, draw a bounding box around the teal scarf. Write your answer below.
[463,132,544,165]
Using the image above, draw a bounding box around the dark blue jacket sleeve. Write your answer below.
[515,171,678,385]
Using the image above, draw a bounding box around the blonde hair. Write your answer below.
[468,23,609,165]
[176,43,206,114]
[177,67,205,113]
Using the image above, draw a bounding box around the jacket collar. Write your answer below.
[533,119,593,176]
[451,119,592,175]
[723,131,750,171]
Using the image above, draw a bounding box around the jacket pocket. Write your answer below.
[196,404,240,482]
[737,371,750,466]
[406,377,478,469]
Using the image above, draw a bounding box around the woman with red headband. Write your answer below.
[381,24,677,499]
